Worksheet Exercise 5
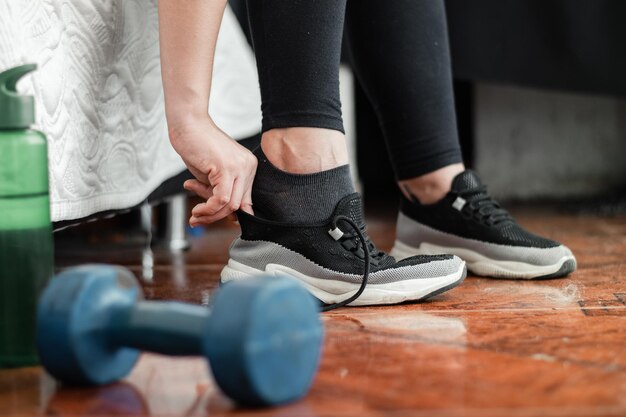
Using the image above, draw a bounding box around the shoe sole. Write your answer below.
[221,259,467,307]
[391,240,576,280]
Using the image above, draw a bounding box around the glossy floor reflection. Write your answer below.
[2,208,626,416]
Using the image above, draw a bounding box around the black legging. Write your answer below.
[245,0,462,180]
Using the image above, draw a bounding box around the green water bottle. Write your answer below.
[0,64,54,368]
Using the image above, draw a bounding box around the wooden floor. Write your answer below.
[2,207,626,417]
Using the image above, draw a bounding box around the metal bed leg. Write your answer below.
[163,194,190,251]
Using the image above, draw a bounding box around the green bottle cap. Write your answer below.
[0,64,37,129]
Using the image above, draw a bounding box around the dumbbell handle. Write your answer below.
[109,301,210,356]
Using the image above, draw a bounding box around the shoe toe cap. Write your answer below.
[545,244,576,266]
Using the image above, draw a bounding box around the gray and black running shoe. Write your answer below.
[392,171,576,279]
[221,193,466,308]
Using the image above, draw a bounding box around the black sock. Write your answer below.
[251,146,355,223]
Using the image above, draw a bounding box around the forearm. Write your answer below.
[158,0,227,139]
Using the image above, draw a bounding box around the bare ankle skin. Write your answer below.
[260,127,349,174]
[399,163,465,204]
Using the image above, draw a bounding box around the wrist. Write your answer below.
[164,91,210,126]
[165,101,207,123]
[166,111,213,144]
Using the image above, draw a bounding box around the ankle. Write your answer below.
[399,164,465,204]
[251,132,355,223]
[260,127,349,174]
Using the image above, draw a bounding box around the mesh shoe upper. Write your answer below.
[400,171,560,249]
[237,193,455,275]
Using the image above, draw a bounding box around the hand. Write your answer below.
[168,116,257,226]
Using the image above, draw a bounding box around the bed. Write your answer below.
[0,0,262,225]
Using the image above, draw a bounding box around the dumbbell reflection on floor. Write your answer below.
[36,265,323,406]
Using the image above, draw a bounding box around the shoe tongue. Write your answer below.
[451,170,483,192]
[332,193,365,226]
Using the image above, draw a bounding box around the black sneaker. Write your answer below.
[221,193,467,308]
[391,171,576,279]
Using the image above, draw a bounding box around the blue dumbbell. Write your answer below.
[36,265,323,406]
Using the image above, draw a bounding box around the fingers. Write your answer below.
[227,177,247,215]
[235,153,256,217]
[197,177,253,225]
[192,176,232,215]
[184,179,213,200]
[189,175,235,225]
[187,148,257,226]
[239,177,254,216]
[208,176,234,213]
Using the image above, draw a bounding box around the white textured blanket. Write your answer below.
[0,1,261,221]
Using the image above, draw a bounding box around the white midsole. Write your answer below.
[221,259,466,306]
[391,240,574,279]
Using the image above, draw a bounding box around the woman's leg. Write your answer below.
[345,0,576,279]
[345,0,464,204]
[245,0,353,222]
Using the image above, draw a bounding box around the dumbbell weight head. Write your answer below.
[37,265,324,406]
[37,265,144,385]
[207,277,323,405]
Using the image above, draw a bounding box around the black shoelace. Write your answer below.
[321,215,384,312]
[458,186,513,226]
